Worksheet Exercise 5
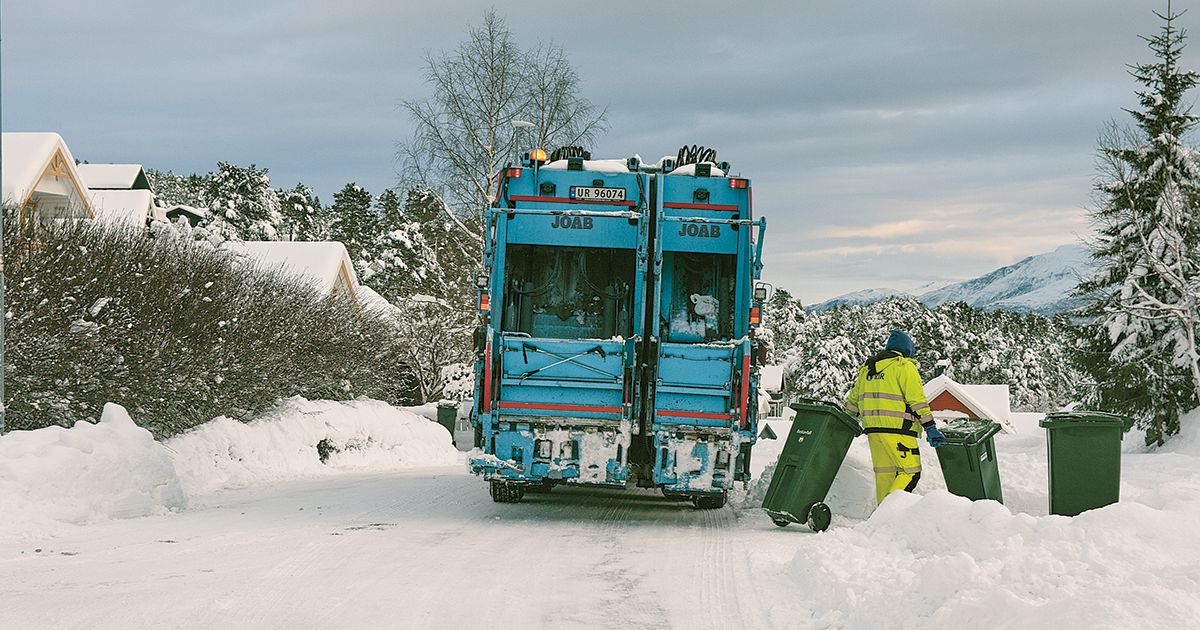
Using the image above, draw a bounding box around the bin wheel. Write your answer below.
[772,518,790,528]
[806,502,831,532]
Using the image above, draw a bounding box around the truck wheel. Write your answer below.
[772,518,790,528]
[490,481,524,503]
[693,492,727,509]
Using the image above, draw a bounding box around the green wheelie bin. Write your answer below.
[1039,411,1134,516]
[762,400,863,532]
[436,401,458,447]
[935,418,1004,503]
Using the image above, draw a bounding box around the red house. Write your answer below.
[922,374,1016,433]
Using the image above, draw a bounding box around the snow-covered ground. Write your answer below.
[1,399,1198,629]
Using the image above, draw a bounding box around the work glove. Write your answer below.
[924,424,946,448]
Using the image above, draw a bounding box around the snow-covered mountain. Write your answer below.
[810,244,1094,315]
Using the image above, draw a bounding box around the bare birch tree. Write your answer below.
[396,9,607,238]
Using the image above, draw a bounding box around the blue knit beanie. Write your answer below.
[885,330,915,358]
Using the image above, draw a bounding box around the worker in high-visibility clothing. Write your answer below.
[843,330,945,504]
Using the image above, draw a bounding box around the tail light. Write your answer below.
[479,292,490,312]
[729,178,749,189]
[505,168,522,178]
[749,306,761,326]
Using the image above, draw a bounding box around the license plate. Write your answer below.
[570,186,626,202]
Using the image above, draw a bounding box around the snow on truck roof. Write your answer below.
[537,156,730,176]
[541,158,631,173]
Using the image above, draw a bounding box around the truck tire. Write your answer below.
[490,481,525,503]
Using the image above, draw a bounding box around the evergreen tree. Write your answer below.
[375,189,406,233]
[766,297,1080,413]
[328,183,377,260]
[1076,2,1200,445]
[201,162,284,241]
[279,183,330,241]
[144,169,207,209]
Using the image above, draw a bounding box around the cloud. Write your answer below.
[0,0,1175,303]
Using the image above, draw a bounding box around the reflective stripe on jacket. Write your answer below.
[843,352,932,435]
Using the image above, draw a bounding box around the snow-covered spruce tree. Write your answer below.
[328,183,377,260]
[758,287,806,363]
[200,162,285,242]
[278,183,331,242]
[144,168,207,209]
[764,296,1080,412]
[1076,4,1200,445]
[359,189,478,402]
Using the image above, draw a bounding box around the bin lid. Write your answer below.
[938,418,1002,446]
[789,399,864,436]
[1039,410,1135,431]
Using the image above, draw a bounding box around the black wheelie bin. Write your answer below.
[762,399,863,532]
[935,418,1004,503]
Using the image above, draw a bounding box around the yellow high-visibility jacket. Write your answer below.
[843,351,933,436]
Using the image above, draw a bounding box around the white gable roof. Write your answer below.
[77,163,150,190]
[759,365,784,392]
[90,189,164,226]
[2,132,93,219]
[923,373,1016,433]
[222,241,359,299]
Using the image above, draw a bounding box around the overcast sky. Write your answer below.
[0,1,1180,304]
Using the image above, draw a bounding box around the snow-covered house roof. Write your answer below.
[76,163,152,191]
[222,241,360,304]
[165,205,208,227]
[923,374,1016,433]
[77,163,167,226]
[2,132,94,223]
[89,189,164,227]
[759,365,784,393]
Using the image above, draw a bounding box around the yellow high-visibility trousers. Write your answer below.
[866,431,923,504]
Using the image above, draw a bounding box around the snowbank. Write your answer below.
[747,408,1200,629]
[0,403,184,530]
[167,397,461,496]
[0,397,461,531]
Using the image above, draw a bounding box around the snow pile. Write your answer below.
[750,409,1200,629]
[0,403,185,530]
[0,397,461,531]
[167,396,461,496]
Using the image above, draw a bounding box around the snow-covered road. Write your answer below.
[6,399,1200,629]
[0,467,785,629]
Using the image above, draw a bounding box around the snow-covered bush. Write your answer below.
[2,212,419,437]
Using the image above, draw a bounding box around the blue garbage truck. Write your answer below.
[468,146,767,508]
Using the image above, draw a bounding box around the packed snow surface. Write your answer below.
[2,400,1199,629]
